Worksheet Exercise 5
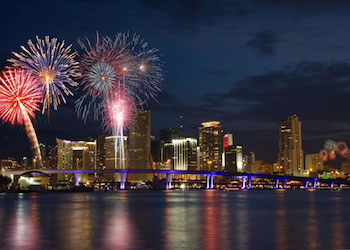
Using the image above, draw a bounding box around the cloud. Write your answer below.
[255,0,350,11]
[246,30,280,56]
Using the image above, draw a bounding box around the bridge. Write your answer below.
[3,168,350,190]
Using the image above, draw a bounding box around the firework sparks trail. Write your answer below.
[0,69,43,168]
[8,36,79,115]
[103,89,136,169]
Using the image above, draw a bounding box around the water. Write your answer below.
[0,190,349,250]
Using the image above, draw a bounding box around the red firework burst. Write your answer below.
[0,69,42,125]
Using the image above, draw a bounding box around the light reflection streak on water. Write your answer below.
[163,191,201,249]
[307,191,318,249]
[57,195,93,249]
[9,194,39,250]
[332,193,344,249]
[276,190,287,250]
[236,191,248,250]
[201,190,224,250]
[103,191,134,250]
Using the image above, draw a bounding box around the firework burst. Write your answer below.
[0,69,43,168]
[76,32,164,171]
[8,36,79,115]
[122,32,163,104]
[76,33,131,122]
[323,139,337,153]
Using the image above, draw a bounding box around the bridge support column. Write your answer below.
[166,173,172,190]
[210,174,214,189]
[312,179,317,189]
[75,173,79,186]
[282,179,286,189]
[340,184,343,189]
[305,181,309,189]
[247,176,251,189]
[275,179,279,189]
[330,182,334,188]
[206,174,210,189]
[242,176,247,189]
[120,172,126,190]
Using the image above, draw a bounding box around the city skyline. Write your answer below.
[2,1,350,163]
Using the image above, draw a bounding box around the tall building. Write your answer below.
[96,136,105,169]
[223,133,233,169]
[159,128,179,163]
[172,138,198,171]
[305,153,323,172]
[225,145,243,173]
[57,138,97,170]
[46,145,57,169]
[104,136,128,169]
[199,121,223,171]
[128,110,151,181]
[278,114,304,176]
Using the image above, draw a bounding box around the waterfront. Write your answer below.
[0,190,348,250]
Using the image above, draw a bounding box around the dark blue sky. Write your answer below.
[1,0,350,163]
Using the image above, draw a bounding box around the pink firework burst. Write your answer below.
[0,69,42,125]
[103,88,136,132]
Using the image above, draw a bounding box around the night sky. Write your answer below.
[1,0,350,163]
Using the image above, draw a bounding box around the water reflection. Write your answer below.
[276,190,287,250]
[103,192,135,250]
[201,191,223,250]
[332,193,344,249]
[0,191,349,249]
[8,194,40,250]
[307,191,318,249]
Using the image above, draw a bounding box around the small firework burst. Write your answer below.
[323,139,337,153]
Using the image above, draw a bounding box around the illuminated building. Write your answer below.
[46,145,57,169]
[251,160,273,174]
[96,136,105,169]
[159,128,179,163]
[128,110,151,181]
[0,158,19,170]
[223,133,233,169]
[278,114,304,176]
[225,145,243,173]
[104,135,128,169]
[305,153,323,173]
[172,138,198,171]
[223,133,233,148]
[199,121,223,171]
[341,160,350,175]
[243,151,256,173]
[57,138,97,170]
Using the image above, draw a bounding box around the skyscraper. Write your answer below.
[225,145,243,173]
[278,114,304,176]
[199,121,223,171]
[172,138,198,171]
[159,128,179,163]
[104,136,128,169]
[57,138,97,170]
[128,110,151,181]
